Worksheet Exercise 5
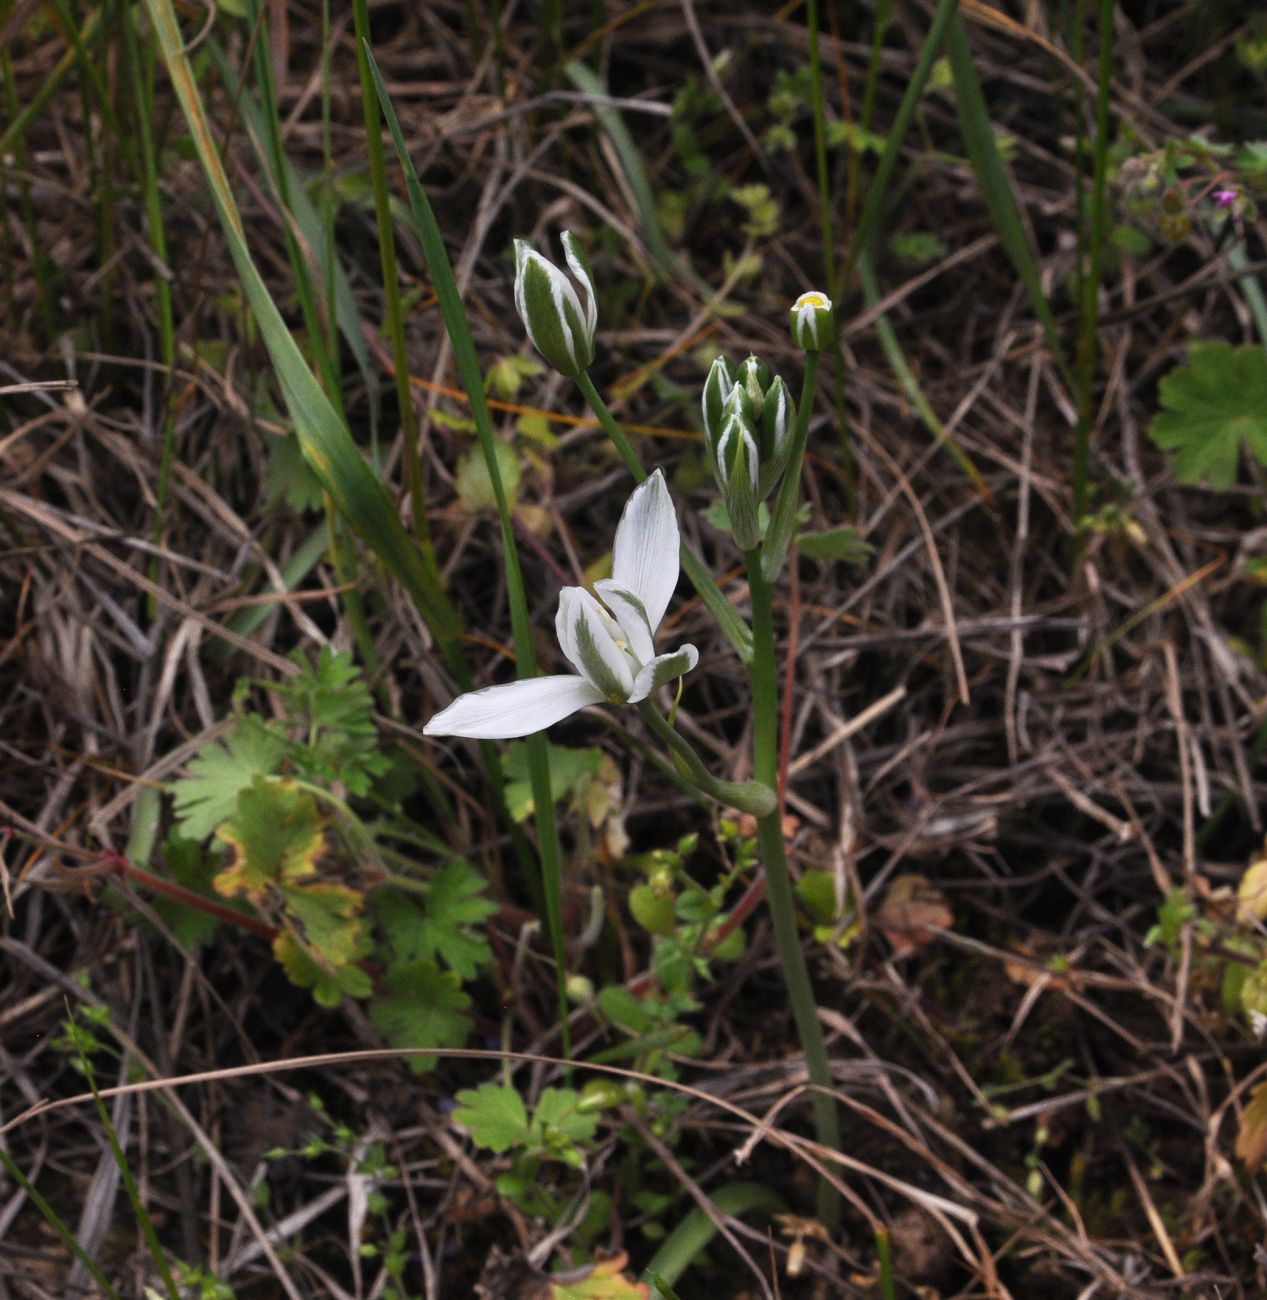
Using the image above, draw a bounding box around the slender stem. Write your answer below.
[575,371,754,663]
[1072,0,1114,527]
[744,549,842,1229]
[636,702,774,817]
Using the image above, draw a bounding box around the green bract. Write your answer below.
[714,400,762,551]
[512,231,598,379]
[789,289,835,351]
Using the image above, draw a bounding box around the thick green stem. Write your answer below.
[575,371,754,663]
[745,550,842,1229]
[636,702,774,817]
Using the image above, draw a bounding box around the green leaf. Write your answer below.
[796,526,873,566]
[369,959,471,1071]
[152,834,221,949]
[266,431,326,513]
[1111,224,1152,254]
[452,1082,530,1152]
[534,1087,599,1148]
[503,742,603,821]
[629,884,677,937]
[172,719,287,842]
[1148,342,1267,489]
[455,439,521,513]
[376,861,496,980]
[485,354,544,399]
[269,648,390,797]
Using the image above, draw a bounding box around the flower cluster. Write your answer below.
[701,354,795,550]
[424,471,696,739]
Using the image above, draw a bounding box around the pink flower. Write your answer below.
[1213,189,1238,208]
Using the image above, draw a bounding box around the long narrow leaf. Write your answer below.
[210,41,378,443]
[946,15,1073,391]
[565,60,678,282]
[845,0,960,287]
[858,254,986,493]
[142,0,461,652]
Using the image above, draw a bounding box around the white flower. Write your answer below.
[424,471,697,740]
[512,232,598,379]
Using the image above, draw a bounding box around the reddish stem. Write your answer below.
[97,850,278,941]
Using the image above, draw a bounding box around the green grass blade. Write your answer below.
[0,5,102,161]
[0,1145,123,1300]
[1072,0,1115,522]
[350,0,425,523]
[945,15,1073,392]
[142,0,462,652]
[237,0,342,408]
[858,254,986,491]
[642,1181,786,1292]
[844,0,959,288]
[120,5,178,616]
[78,1048,181,1300]
[564,60,678,281]
[1226,243,1267,352]
[364,44,570,1053]
[209,41,379,445]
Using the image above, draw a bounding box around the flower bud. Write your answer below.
[789,289,834,351]
[715,413,761,551]
[512,231,597,379]
[701,356,735,458]
[756,375,794,500]
[735,354,772,416]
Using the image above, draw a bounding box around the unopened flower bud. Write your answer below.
[757,375,794,499]
[789,289,834,351]
[701,356,735,457]
[735,354,772,416]
[715,413,761,550]
[513,231,597,379]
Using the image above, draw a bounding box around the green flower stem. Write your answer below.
[574,371,755,664]
[635,702,775,817]
[761,349,819,584]
[744,548,842,1230]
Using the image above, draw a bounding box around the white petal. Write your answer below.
[423,675,605,739]
[610,469,680,635]
[555,587,585,670]
[561,231,597,340]
[593,580,655,665]
[629,644,699,703]
[566,588,635,698]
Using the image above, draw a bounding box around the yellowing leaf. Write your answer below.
[273,929,373,1008]
[1238,845,1267,924]
[550,1253,649,1300]
[1236,1080,1267,1171]
[213,779,326,903]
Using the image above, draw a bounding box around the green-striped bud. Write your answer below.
[735,354,773,416]
[701,356,735,459]
[715,410,761,551]
[512,232,597,379]
[788,290,834,351]
[756,375,794,500]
